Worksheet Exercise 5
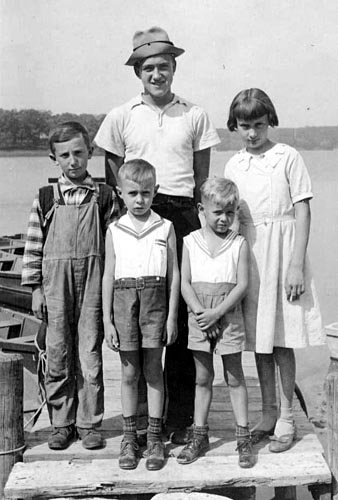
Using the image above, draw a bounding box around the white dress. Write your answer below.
[224,143,324,353]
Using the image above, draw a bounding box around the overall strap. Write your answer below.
[38,184,62,240]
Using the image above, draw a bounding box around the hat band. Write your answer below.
[133,40,174,52]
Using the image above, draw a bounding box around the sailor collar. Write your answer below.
[235,143,286,171]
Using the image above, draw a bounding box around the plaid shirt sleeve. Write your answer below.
[21,194,45,287]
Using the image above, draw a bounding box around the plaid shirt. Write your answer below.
[21,174,119,287]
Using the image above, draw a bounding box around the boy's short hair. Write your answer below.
[49,121,91,154]
[200,177,239,207]
[227,88,279,131]
[118,159,156,186]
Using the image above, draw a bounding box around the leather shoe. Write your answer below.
[77,428,104,449]
[177,434,209,464]
[48,425,76,450]
[119,439,139,470]
[145,440,165,471]
[269,424,297,453]
[237,437,255,468]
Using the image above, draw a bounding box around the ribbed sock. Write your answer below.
[236,424,250,440]
[123,415,137,442]
[147,417,162,443]
[193,424,209,438]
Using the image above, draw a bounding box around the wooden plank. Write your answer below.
[4,452,331,499]
[10,345,330,499]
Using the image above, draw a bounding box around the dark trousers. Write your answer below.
[151,193,199,430]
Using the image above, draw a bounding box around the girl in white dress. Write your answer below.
[224,88,324,452]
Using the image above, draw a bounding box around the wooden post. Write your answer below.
[0,351,24,499]
[325,322,338,499]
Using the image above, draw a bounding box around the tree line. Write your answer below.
[1,108,338,151]
[0,109,105,151]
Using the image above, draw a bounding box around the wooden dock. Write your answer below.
[4,347,332,500]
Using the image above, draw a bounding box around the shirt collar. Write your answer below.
[59,173,96,193]
[130,93,187,110]
[235,143,286,171]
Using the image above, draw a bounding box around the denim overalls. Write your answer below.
[42,187,104,428]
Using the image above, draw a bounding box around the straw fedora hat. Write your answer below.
[125,26,185,66]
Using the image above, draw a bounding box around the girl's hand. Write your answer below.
[104,322,120,351]
[285,264,305,302]
[163,316,178,346]
[195,308,220,331]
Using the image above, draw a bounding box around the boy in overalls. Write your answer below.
[22,121,118,450]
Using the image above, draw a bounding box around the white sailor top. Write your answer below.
[184,229,244,285]
[109,210,172,279]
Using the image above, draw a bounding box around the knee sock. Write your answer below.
[147,417,162,443]
[236,424,250,442]
[123,415,137,442]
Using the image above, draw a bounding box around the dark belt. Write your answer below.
[152,193,195,208]
[113,276,165,290]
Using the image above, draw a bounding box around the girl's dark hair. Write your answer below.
[49,121,91,154]
[227,88,279,131]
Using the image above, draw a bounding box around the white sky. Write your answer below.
[0,0,337,128]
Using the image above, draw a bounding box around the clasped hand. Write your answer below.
[194,308,221,340]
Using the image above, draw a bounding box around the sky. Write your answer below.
[1,0,337,128]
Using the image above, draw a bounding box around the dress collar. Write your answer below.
[235,143,286,171]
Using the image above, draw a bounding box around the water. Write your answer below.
[1,149,337,322]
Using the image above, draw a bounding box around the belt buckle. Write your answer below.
[136,277,145,290]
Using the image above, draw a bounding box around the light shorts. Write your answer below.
[188,282,245,355]
[113,276,167,351]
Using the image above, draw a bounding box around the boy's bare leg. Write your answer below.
[119,351,141,417]
[252,352,278,432]
[222,352,248,427]
[176,350,212,465]
[119,351,141,470]
[143,348,164,418]
[143,348,165,471]
[192,351,214,426]
[222,352,255,468]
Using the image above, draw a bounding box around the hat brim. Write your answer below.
[125,43,184,66]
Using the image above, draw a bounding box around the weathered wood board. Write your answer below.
[4,349,332,499]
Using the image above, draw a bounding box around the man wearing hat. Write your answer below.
[95,26,220,452]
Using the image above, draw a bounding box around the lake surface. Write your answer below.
[1,149,337,323]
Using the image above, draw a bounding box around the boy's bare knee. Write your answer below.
[143,362,162,385]
[195,372,213,389]
[225,373,244,389]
